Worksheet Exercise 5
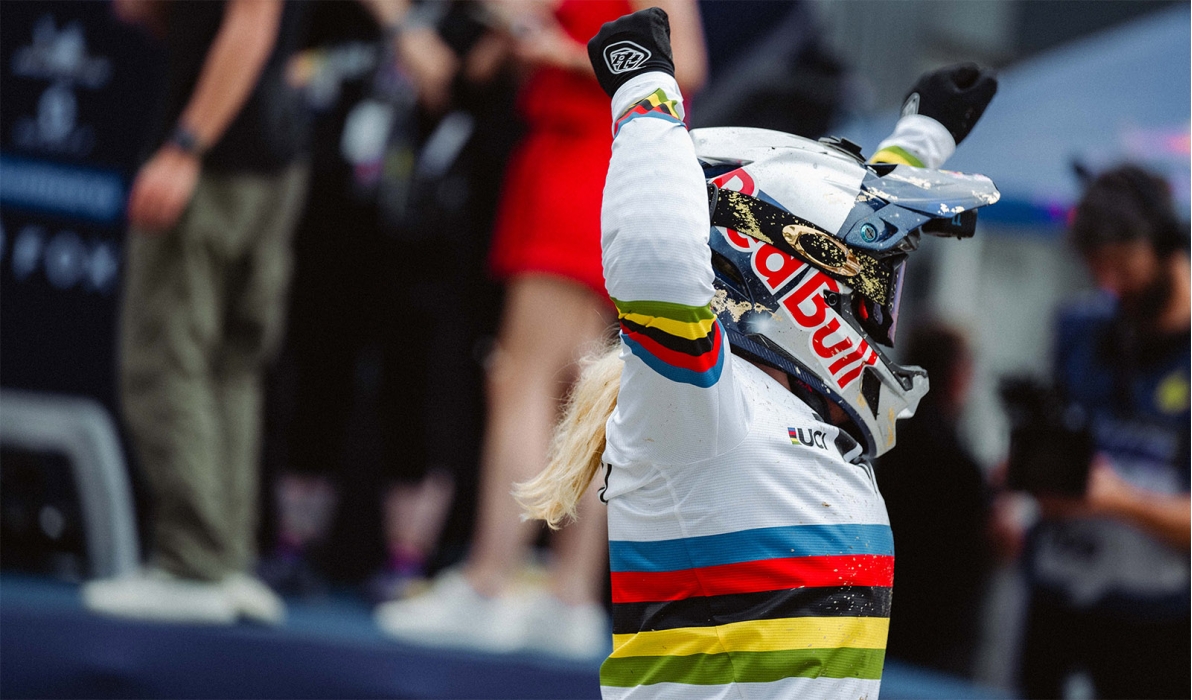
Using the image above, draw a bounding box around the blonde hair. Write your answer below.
[514,344,623,529]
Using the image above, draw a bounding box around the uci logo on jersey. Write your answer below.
[604,41,651,74]
[788,426,828,450]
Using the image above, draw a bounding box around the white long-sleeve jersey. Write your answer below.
[598,73,894,700]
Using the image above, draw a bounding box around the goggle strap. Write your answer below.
[707,184,896,307]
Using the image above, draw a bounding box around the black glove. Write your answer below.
[901,63,997,145]
[587,7,675,98]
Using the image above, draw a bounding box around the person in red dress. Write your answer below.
[376,0,705,658]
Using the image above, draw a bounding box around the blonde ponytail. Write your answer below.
[514,343,623,529]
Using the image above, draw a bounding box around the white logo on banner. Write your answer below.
[10,15,110,157]
[5,221,120,294]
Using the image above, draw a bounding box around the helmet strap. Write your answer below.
[788,376,831,423]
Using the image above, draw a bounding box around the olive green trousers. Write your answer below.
[119,163,309,581]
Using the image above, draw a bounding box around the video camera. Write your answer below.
[999,377,1094,496]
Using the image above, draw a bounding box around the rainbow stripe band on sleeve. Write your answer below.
[614,88,684,137]
[870,145,924,167]
[613,298,726,388]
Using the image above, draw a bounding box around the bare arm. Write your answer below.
[633,0,706,95]
[1040,460,1192,550]
[127,0,285,233]
[1115,493,1191,550]
[177,0,284,148]
[1086,461,1191,550]
[358,0,460,112]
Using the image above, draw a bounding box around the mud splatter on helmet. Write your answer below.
[693,127,999,457]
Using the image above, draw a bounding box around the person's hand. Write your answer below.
[901,63,997,145]
[126,145,201,234]
[396,27,460,113]
[587,7,675,98]
[1083,457,1138,517]
[463,31,509,85]
[112,0,167,37]
[989,491,1035,562]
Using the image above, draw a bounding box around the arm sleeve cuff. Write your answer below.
[873,114,955,169]
[611,72,685,124]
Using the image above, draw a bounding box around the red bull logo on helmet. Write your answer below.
[778,272,878,389]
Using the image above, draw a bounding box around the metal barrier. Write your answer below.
[0,390,139,578]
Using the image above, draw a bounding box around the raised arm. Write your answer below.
[871,63,997,168]
[590,9,748,464]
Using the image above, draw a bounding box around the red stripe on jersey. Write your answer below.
[610,554,895,604]
[619,321,722,374]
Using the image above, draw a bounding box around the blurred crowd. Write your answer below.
[53,1,1187,698]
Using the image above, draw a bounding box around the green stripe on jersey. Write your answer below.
[600,647,886,687]
[611,297,716,323]
[869,145,924,168]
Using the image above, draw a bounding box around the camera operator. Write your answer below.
[1019,166,1190,700]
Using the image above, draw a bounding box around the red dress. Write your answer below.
[488,0,632,297]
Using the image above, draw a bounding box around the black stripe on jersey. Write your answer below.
[619,316,715,357]
[611,586,892,635]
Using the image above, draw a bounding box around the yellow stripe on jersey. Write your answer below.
[610,616,890,658]
[616,311,718,340]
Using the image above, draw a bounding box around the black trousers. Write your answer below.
[1020,593,1190,699]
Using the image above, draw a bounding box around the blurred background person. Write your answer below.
[1016,165,1189,700]
[83,0,312,624]
[260,0,521,601]
[375,0,706,659]
[261,0,519,602]
[876,321,994,679]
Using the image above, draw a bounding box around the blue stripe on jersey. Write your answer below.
[609,523,895,573]
[621,330,726,388]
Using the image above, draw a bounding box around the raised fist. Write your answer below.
[902,63,997,145]
[587,7,675,98]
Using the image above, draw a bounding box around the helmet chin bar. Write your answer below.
[725,321,927,459]
[712,263,927,459]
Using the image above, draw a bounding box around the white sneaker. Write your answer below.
[374,569,531,653]
[223,573,286,625]
[82,568,237,624]
[524,593,611,661]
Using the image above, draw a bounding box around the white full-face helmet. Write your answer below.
[694,127,1000,457]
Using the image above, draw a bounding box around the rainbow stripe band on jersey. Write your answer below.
[604,523,893,690]
[614,88,684,136]
[609,523,894,571]
[613,297,725,388]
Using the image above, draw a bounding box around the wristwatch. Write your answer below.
[167,125,207,157]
